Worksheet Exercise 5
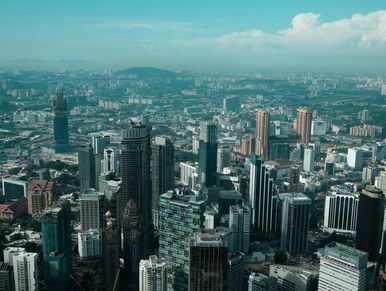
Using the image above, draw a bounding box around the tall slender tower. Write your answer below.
[255,109,269,159]
[139,255,167,291]
[198,121,218,187]
[40,201,72,290]
[296,108,312,145]
[120,119,151,237]
[78,144,96,191]
[52,90,69,153]
[123,199,142,281]
[152,136,174,229]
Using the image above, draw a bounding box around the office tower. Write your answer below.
[27,180,54,217]
[217,148,231,173]
[1,176,27,199]
[311,119,328,136]
[296,108,312,145]
[198,121,218,187]
[362,165,379,184]
[347,148,364,170]
[3,247,25,266]
[303,148,315,172]
[279,193,311,256]
[323,191,359,234]
[180,162,198,188]
[139,255,167,291]
[122,199,142,279]
[248,273,278,291]
[12,252,38,291]
[372,142,386,162]
[227,253,245,291]
[324,159,335,177]
[52,91,69,153]
[249,154,277,234]
[0,263,13,291]
[102,147,116,173]
[78,144,96,191]
[40,202,72,290]
[269,265,317,291]
[102,212,120,291]
[189,230,228,291]
[152,136,174,229]
[79,189,106,231]
[159,190,206,290]
[356,186,384,261]
[120,119,151,232]
[90,133,110,189]
[376,171,386,193]
[269,143,289,160]
[229,202,251,254]
[255,109,269,159]
[318,242,368,291]
[78,229,102,259]
[288,167,299,193]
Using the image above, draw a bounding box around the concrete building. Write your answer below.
[229,202,251,254]
[269,265,317,291]
[1,176,27,199]
[78,144,96,191]
[279,193,311,256]
[311,119,328,136]
[347,148,363,170]
[13,252,38,291]
[303,148,315,172]
[52,91,69,153]
[79,189,106,231]
[139,255,167,291]
[255,109,270,159]
[3,247,25,266]
[78,229,102,259]
[248,273,278,291]
[180,162,198,189]
[296,108,312,145]
[318,242,368,291]
[0,262,13,291]
[27,180,54,217]
[227,253,245,291]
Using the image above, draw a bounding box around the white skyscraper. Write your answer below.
[13,252,38,291]
[229,203,251,254]
[347,148,363,170]
[101,148,116,173]
[139,255,167,291]
[303,148,315,172]
[78,229,102,259]
[79,189,106,231]
[318,242,368,291]
[3,247,26,266]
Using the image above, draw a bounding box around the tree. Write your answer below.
[274,250,288,264]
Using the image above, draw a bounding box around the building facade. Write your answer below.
[139,255,167,291]
[296,108,312,145]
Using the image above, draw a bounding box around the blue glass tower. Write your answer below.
[52,91,70,153]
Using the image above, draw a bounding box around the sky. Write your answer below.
[1,0,386,72]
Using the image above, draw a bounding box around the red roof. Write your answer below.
[28,180,54,192]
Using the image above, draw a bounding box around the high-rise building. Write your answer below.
[217,148,231,173]
[279,193,311,256]
[358,109,369,122]
[362,165,379,184]
[52,91,70,153]
[3,247,25,266]
[223,96,240,112]
[296,108,312,145]
[122,199,142,280]
[180,162,198,189]
[152,136,174,229]
[12,252,38,291]
[269,265,317,291]
[40,202,72,290]
[323,190,359,234]
[356,186,384,261]
[0,263,13,291]
[347,147,363,170]
[269,143,290,160]
[90,133,110,189]
[79,189,106,231]
[101,147,116,173]
[227,253,245,291]
[139,255,167,291]
[27,180,54,217]
[189,230,228,291]
[198,121,218,187]
[120,119,151,234]
[318,242,368,291]
[255,109,269,159]
[159,189,206,290]
[229,202,251,254]
[303,148,315,172]
[249,154,277,234]
[78,229,102,260]
[248,272,278,291]
[382,84,386,96]
[287,167,300,193]
[102,212,120,291]
[78,144,96,191]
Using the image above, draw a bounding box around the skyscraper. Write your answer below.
[102,212,120,291]
[356,186,384,261]
[0,262,13,291]
[303,148,315,172]
[159,189,206,290]
[78,144,96,191]
[255,109,269,159]
[52,90,70,153]
[318,242,368,291]
[229,202,251,254]
[102,147,116,173]
[189,230,228,291]
[139,255,167,291]
[152,136,174,229]
[12,252,38,291]
[287,167,300,193]
[122,199,142,280]
[279,193,311,256]
[347,147,364,170]
[78,229,102,260]
[40,202,72,290]
[120,119,151,234]
[249,154,277,234]
[79,189,106,231]
[90,133,110,189]
[27,180,54,217]
[296,108,312,145]
[248,272,278,291]
[198,121,218,187]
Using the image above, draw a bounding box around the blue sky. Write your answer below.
[1,0,386,71]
